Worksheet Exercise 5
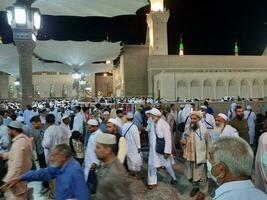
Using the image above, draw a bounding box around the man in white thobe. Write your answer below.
[72,106,85,133]
[244,105,256,145]
[150,108,177,186]
[41,114,65,199]
[60,115,72,145]
[42,114,64,163]
[200,106,216,131]
[145,110,161,189]
[122,112,142,177]
[84,119,103,194]
[177,104,185,124]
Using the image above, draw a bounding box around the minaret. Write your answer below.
[179,35,184,56]
[147,0,170,55]
[234,41,239,56]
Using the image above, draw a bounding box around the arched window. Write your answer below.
[176,80,188,99]
[190,80,201,98]
[228,79,238,97]
[252,79,261,98]
[240,79,250,98]
[203,79,213,99]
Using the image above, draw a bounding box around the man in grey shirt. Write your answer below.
[30,115,49,194]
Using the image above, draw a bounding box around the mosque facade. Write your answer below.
[113,0,267,101]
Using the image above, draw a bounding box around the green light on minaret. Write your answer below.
[179,35,184,56]
[234,41,239,56]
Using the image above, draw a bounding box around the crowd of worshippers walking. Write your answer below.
[1,101,267,199]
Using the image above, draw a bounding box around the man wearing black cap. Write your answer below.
[0,121,32,200]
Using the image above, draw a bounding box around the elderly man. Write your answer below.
[84,119,103,194]
[210,113,239,143]
[244,105,256,145]
[208,137,267,200]
[200,105,216,131]
[106,118,128,164]
[150,108,177,185]
[1,144,89,200]
[0,121,32,200]
[95,134,131,200]
[145,110,161,189]
[181,111,209,200]
[229,106,249,143]
[122,112,142,177]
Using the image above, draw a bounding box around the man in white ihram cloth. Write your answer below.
[244,105,256,145]
[149,108,177,187]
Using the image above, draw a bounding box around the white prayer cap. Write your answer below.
[190,111,203,119]
[126,112,134,119]
[200,105,207,110]
[217,113,228,121]
[145,110,151,115]
[149,108,162,117]
[62,115,70,121]
[87,119,99,126]
[95,133,116,145]
[180,104,185,108]
[16,116,24,123]
[246,105,252,110]
[108,118,120,127]
[103,111,110,115]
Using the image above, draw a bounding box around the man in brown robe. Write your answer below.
[230,106,249,143]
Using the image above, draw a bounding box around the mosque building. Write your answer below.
[113,0,267,101]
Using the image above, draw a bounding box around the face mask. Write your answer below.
[49,162,61,168]
[207,160,220,185]
[263,152,267,172]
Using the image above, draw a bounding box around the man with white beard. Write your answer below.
[210,113,239,143]
[180,111,209,200]
[122,112,142,178]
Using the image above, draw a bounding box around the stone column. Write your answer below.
[148,69,153,97]
[15,40,35,110]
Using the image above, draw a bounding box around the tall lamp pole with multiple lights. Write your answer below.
[6,0,41,110]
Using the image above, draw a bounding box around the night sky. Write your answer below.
[0,0,267,55]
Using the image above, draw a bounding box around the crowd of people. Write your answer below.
[0,99,267,199]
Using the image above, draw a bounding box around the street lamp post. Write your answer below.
[6,0,41,110]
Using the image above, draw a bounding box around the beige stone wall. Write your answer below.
[116,45,149,97]
[95,74,113,96]
[0,74,95,99]
[149,55,267,100]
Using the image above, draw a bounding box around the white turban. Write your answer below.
[218,113,228,121]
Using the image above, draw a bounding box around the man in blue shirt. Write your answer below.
[0,143,89,200]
